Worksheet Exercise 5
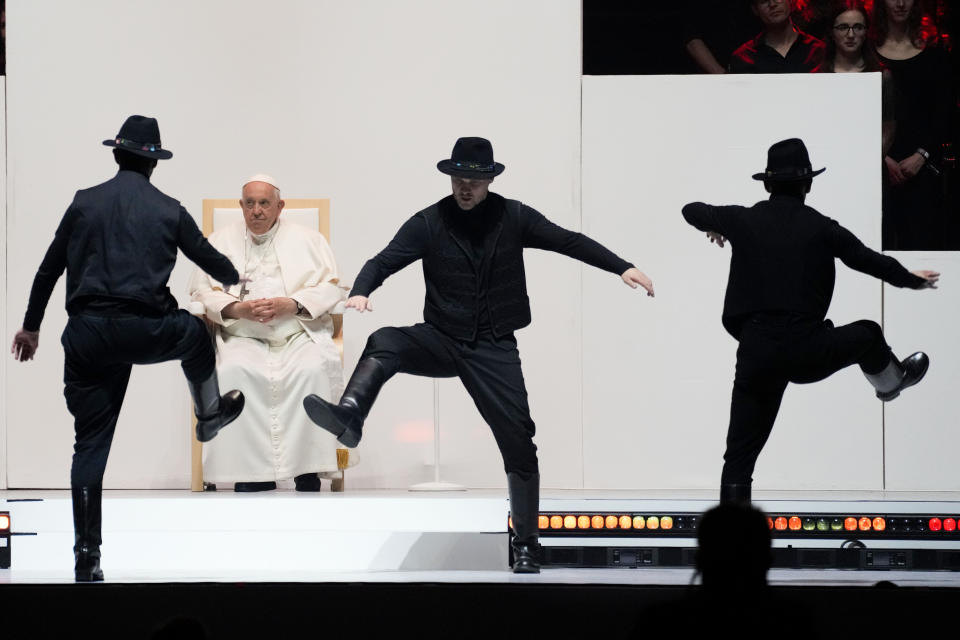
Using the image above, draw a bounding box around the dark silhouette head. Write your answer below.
[696,503,772,591]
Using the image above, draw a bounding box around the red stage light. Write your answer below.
[944,518,957,532]
[844,517,858,531]
[872,517,886,532]
[788,516,802,531]
[774,517,788,531]
[859,517,872,531]
[929,518,943,532]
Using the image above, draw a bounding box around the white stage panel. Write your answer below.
[4,0,582,489]
[581,74,884,490]
[883,252,960,490]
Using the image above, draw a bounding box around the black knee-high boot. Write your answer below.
[508,471,541,574]
[720,483,752,505]
[303,357,387,447]
[864,352,929,401]
[189,369,245,442]
[72,485,104,582]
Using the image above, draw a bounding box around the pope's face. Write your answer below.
[451,176,492,211]
[240,181,284,235]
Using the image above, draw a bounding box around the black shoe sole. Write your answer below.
[303,395,361,447]
[75,569,104,582]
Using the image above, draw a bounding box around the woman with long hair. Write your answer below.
[874,0,952,249]
[822,1,896,156]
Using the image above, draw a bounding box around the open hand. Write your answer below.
[11,329,39,362]
[912,270,940,289]
[345,295,374,313]
[621,267,654,297]
[707,231,726,248]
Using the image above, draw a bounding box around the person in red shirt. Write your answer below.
[729,0,826,73]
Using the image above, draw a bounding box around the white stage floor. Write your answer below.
[4,488,960,586]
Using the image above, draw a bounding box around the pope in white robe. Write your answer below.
[188,175,349,489]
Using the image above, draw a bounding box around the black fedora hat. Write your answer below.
[437,137,505,179]
[102,115,173,160]
[751,138,825,182]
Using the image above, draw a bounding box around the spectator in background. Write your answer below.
[729,0,826,72]
[792,0,836,41]
[821,1,897,157]
[875,0,952,249]
[683,0,760,73]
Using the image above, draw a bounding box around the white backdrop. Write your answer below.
[582,74,885,490]
[4,0,582,489]
[3,3,956,491]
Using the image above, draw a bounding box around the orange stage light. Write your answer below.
[660,516,674,530]
[538,515,550,529]
[788,516,802,531]
[646,516,660,530]
[0,515,9,530]
[844,517,858,531]
[577,515,591,529]
[858,517,872,531]
[774,517,788,530]
[872,517,886,531]
[619,515,633,529]
[591,515,605,529]
[606,515,619,529]
[633,516,646,530]
[564,515,577,529]
[550,515,563,529]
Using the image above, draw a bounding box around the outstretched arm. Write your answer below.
[833,223,936,289]
[348,214,428,312]
[177,208,239,286]
[521,205,653,295]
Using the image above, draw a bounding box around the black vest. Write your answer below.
[421,196,530,341]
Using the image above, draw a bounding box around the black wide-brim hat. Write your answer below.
[437,137,505,179]
[752,138,825,182]
[102,115,173,160]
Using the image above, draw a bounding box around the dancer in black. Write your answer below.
[10,115,246,581]
[682,138,939,504]
[304,137,654,572]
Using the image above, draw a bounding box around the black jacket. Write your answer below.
[682,195,926,338]
[352,193,633,341]
[23,170,238,331]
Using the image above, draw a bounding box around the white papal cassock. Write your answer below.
[188,219,350,483]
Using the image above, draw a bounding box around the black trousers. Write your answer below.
[362,323,538,475]
[721,316,890,486]
[61,311,214,486]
